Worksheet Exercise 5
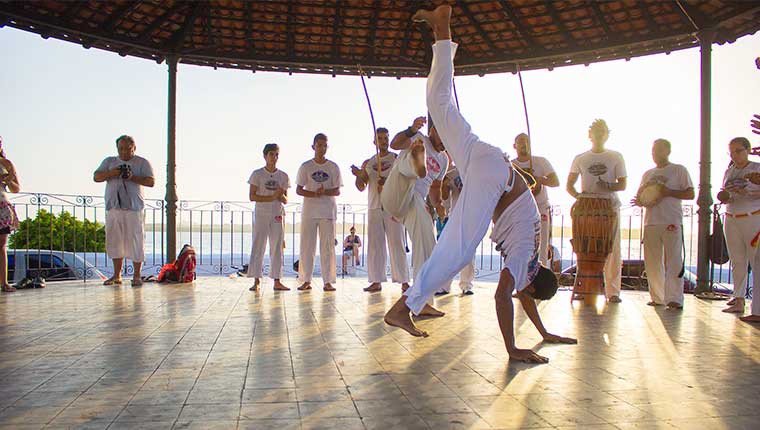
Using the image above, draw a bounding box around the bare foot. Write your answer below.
[273,280,290,291]
[410,140,427,178]
[131,278,143,287]
[401,283,410,292]
[249,278,261,291]
[418,304,445,317]
[666,302,683,310]
[608,295,622,303]
[384,297,429,337]
[739,315,760,323]
[727,297,737,306]
[323,283,336,292]
[298,282,312,291]
[1,284,16,292]
[722,302,744,313]
[647,301,660,306]
[412,5,452,40]
[364,283,382,292]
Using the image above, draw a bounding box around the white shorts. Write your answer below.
[490,191,541,292]
[105,209,145,262]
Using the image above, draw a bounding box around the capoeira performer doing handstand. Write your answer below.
[350,127,411,292]
[381,116,449,316]
[384,5,576,363]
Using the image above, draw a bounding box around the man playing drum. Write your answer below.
[567,119,627,303]
[384,5,576,363]
[632,139,694,309]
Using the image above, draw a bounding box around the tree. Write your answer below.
[9,210,105,252]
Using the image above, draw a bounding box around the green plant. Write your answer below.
[9,210,105,252]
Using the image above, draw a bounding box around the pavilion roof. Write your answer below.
[1,0,759,77]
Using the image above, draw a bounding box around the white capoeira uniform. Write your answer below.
[439,165,475,293]
[639,163,692,306]
[364,153,411,284]
[381,133,448,287]
[246,167,290,279]
[512,156,556,267]
[569,149,627,298]
[296,159,343,284]
[404,40,541,315]
[722,161,760,315]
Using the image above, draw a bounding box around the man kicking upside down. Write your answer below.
[384,5,576,363]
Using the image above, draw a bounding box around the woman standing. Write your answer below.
[0,136,21,292]
[718,137,760,321]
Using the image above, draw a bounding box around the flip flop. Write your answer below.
[103,278,123,286]
[297,284,312,291]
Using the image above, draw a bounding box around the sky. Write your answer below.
[1,26,759,209]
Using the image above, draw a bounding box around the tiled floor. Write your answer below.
[0,277,758,430]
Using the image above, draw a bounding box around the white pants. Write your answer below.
[105,209,145,262]
[603,212,622,298]
[440,259,475,293]
[367,208,410,284]
[724,214,760,315]
[381,150,437,282]
[538,205,552,267]
[298,218,337,284]
[643,224,684,305]
[247,215,285,279]
[405,40,510,314]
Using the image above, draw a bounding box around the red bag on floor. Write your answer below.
[157,244,197,283]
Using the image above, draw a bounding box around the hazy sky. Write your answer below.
[1,27,758,209]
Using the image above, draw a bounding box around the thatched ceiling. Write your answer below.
[1,1,759,77]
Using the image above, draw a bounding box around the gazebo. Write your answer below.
[2,0,759,292]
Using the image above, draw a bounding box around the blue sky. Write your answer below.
[1,27,759,208]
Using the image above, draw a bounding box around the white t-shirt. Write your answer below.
[364,152,397,210]
[569,149,627,208]
[248,167,290,219]
[639,163,693,226]
[722,161,760,215]
[511,156,556,209]
[296,159,343,220]
[95,155,154,211]
[445,165,464,209]
[409,133,448,199]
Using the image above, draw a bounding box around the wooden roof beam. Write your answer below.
[136,2,188,45]
[589,1,612,37]
[459,2,499,54]
[286,1,294,59]
[497,0,540,51]
[544,1,577,48]
[331,2,342,61]
[100,2,142,32]
[367,2,379,62]
[164,2,204,53]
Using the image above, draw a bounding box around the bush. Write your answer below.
[9,210,105,252]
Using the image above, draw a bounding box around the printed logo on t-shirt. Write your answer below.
[726,176,749,189]
[587,163,608,177]
[372,160,393,172]
[311,170,330,183]
[427,156,441,174]
[648,175,668,186]
[264,179,279,191]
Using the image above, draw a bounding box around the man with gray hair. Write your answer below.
[94,135,154,287]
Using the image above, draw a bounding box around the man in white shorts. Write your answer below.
[296,133,343,292]
[247,143,291,292]
[350,127,411,292]
[380,115,448,316]
[384,6,576,363]
[94,135,154,287]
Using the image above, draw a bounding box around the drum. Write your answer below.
[637,182,664,208]
[570,196,618,304]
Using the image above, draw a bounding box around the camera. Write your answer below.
[118,164,132,179]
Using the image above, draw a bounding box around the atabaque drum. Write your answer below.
[570,195,618,304]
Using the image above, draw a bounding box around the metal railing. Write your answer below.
[5,192,731,286]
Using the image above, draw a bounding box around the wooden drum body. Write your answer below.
[570,196,618,304]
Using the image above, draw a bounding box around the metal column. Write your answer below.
[165,55,178,262]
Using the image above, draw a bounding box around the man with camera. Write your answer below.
[94,135,154,287]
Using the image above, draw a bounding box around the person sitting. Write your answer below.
[341,226,362,274]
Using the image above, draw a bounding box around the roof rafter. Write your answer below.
[459,2,499,54]
[497,0,539,51]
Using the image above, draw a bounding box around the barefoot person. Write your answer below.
[632,139,694,310]
[381,115,448,316]
[385,6,576,363]
[566,119,627,303]
[0,137,20,293]
[296,133,343,292]
[94,135,154,287]
[717,137,760,321]
[350,128,410,292]
[247,143,290,291]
